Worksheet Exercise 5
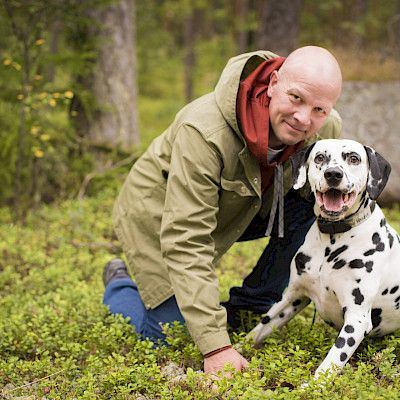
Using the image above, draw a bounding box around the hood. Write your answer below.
[214,50,279,138]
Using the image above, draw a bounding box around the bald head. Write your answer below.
[267,46,343,149]
[280,46,342,104]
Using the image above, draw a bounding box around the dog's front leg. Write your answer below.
[247,289,310,348]
[314,307,372,378]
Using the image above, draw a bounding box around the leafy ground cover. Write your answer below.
[1,189,400,399]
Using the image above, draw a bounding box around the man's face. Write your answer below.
[267,69,337,149]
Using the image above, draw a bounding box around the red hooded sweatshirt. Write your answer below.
[236,57,303,192]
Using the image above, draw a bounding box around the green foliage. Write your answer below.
[1,191,400,398]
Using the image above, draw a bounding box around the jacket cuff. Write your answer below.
[196,330,232,355]
[204,345,232,358]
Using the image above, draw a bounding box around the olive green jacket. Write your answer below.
[113,50,342,355]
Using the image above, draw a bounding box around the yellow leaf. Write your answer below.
[17,94,24,100]
[30,126,40,135]
[33,148,44,158]
[34,74,43,81]
[40,134,50,142]
[48,98,57,107]
[64,90,74,99]
[3,58,12,66]
[12,62,21,71]
[53,92,61,99]
[35,39,45,46]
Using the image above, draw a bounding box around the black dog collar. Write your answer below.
[317,201,376,234]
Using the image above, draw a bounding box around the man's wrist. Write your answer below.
[204,345,232,358]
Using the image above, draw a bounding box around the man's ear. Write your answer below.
[290,143,316,189]
[364,146,391,200]
[267,70,279,97]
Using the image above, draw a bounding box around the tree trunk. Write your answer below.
[84,0,139,149]
[183,6,202,103]
[236,0,250,54]
[350,0,368,51]
[256,0,303,56]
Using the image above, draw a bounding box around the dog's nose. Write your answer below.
[324,167,343,186]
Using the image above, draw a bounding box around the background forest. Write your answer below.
[1,1,400,399]
[0,0,400,218]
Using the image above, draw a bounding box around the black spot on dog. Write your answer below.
[342,307,347,318]
[340,352,348,362]
[364,249,375,256]
[344,325,354,333]
[349,259,374,273]
[352,288,364,305]
[349,259,363,269]
[327,245,348,262]
[292,299,302,307]
[279,312,285,318]
[356,279,361,283]
[372,233,381,244]
[325,247,331,257]
[388,233,394,248]
[371,308,382,329]
[333,259,346,270]
[262,315,271,324]
[295,252,311,276]
[347,337,356,346]
[325,286,329,291]
[376,242,385,251]
[390,286,399,294]
[380,218,386,227]
[330,235,336,245]
[335,337,346,348]
[364,233,385,256]
[382,288,389,295]
[395,295,400,302]
[365,261,373,273]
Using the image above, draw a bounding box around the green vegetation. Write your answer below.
[1,189,400,399]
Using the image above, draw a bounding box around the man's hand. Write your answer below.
[204,347,249,377]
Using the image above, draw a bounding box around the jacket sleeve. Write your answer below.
[160,124,231,355]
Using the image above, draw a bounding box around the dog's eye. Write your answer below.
[314,154,325,164]
[349,155,361,165]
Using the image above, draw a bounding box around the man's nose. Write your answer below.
[293,106,311,126]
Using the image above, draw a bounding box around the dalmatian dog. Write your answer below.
[247,139,399,378]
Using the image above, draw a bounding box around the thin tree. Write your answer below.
[256,0,303,56]
[72,0,139,150]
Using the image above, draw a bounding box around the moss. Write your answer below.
[1,192,400,398]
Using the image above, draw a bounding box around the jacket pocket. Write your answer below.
[220,176,254,197]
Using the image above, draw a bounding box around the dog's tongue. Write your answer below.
[323,189,344,212]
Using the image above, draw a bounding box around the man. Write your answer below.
[103,46,343,375]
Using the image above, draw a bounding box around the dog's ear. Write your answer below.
[364,146,391,200]
[290,143,316,189]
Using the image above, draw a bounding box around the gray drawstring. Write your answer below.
[265,164,284,238]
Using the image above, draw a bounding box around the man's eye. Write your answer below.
[315,154,325,163]
[315,107,326,115]
[289,93,301,102]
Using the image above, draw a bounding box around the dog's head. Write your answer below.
[291,139,391,220]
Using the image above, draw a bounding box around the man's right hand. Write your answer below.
[203,347,249,378]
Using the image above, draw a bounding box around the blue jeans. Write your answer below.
[103,189,315,341]
[103,278,185,342]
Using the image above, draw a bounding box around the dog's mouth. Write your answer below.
[316,189,357,216]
